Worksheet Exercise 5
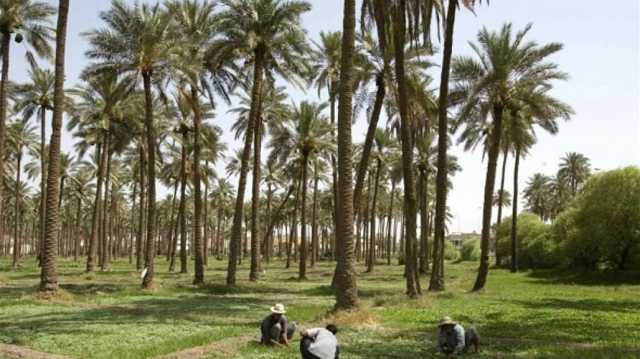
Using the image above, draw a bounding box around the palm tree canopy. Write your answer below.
[0,0,55,58]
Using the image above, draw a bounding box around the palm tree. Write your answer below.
[270,101,332,280]
[451,23,568,291]
[523,173,552,221]
[558,152,591,196]
[0,1,54,236]
[507,90,573,272]
[13,60,55,261]
[211,0,311,285]
[40,0,69,292]
[166,0,233,286]
[70,71,135,272]
[365,128,394,273]
[334,0,359,310]
[86,0,173,288]
[7,120,37,269]
[312,31,341,229]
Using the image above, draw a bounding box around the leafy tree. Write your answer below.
[0,0,54,235]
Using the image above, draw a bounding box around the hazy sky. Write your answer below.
[9,0,640,232]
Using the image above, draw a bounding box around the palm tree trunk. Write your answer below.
[299,155,309,280]
[367,158,382,273]
[419,168,429,275]
[287,181,301,269]
[387,181,395,265]
[191,86,205,285]
[166,179,178,262]
[496,147,508,265]
[329,94,339,239]
[75,195,82,262]
[227,48,264,286]
[12,152,22,269]
[87,138,107,272]
[250,87,265,281]
[136,146,145,271]
[510,145,521,273]
[39,108,47,266]
[100,146,112,271]
[334,0,360,310]
[311,162,319,267]
[394,0,420,297]
[353,73,386,215]
[0,32,11,258]
[263,182,273,262]
[430,0,458,292]
[473,104,504,292]
[178,138,188,273]
[40,0,69,292]
[142,71,157,289]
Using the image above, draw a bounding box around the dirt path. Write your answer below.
[0,344,68,359]
[153,335,254,359]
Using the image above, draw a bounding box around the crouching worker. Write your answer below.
[261,303,296,346]
[437,316,479,355]
[300,324,340,359]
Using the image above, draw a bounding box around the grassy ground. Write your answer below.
[0,256,639,359]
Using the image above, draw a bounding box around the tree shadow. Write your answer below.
[526,269,640,286]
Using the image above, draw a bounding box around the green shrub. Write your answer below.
[557,167,640,270]
[495,212,556,269]
[444,240,459,261]
[460,237,480,261]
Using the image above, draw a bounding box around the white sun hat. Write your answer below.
[270,303,286,314]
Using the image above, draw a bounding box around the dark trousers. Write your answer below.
[300,337,321,359]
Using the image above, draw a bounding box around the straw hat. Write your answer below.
[439,316,456,327]
[270,303,286,314]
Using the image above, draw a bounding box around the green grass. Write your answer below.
[1,257,639,358]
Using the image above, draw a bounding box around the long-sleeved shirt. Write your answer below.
[437,324,466,354]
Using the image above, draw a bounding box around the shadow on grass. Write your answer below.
[526,269,640,286]
[511,298,640,314]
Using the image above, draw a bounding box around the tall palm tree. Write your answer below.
[86,0,174,288]
[211,0,311,285]
[7,120,37,269]
[40,0,69,292]
[166,0,234,286]
[334,0,359,310]
[451,23,568,291]
[507,90,572,272]
[70,71,135,272]
[430,0,484,292]
[13,60,55,260]
[365,128,394,273]
[558,152,591,197]
[523,173,552,221]
[270,101,332,280]
[0,1,54,237]
[312,31,341,229]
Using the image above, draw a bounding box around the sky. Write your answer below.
[8,0,640,233]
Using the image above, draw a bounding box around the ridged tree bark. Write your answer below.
[40,0,69,292]
[227,47,264,286]
[12,151,23,269]
[191,86,205,285]
[299,154,309,280]
[430,0,458,292]
[310,162,319,267]
[394,0,420,298]
[495,147,508,265]
[88,137,108,272]
[39,108,47,265]
[473,104,504,291]
[367,158,382,273]
[334,0,359,310]
[142,71,157,289]
[0,33,11,256]
[136,146,146,271]
[178,134,188,273]
[511,145,521,273]
[250,73,265,281]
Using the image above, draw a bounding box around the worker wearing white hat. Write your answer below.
[260,303,297,347]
